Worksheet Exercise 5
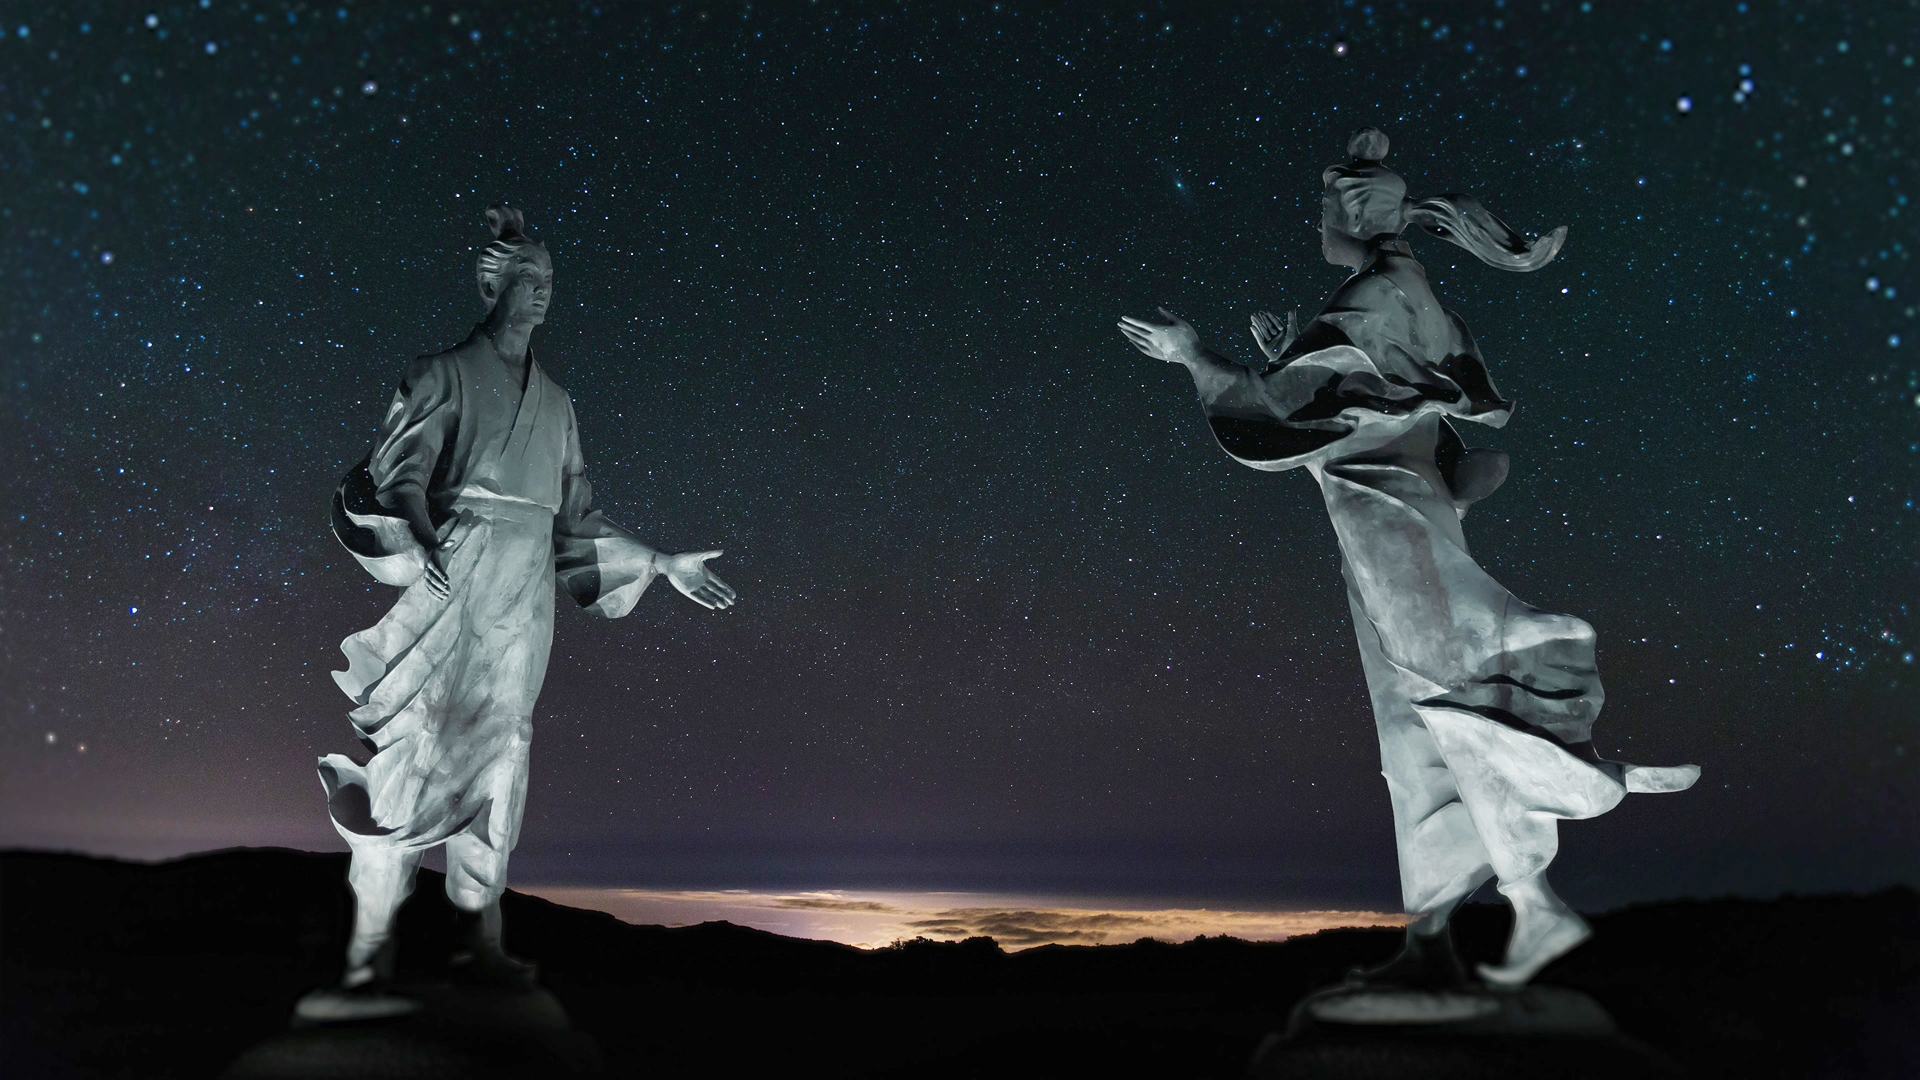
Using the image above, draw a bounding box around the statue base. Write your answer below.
[222,980,604,1079]
[1247,983,1683,1079]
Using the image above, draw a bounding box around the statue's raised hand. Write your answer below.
[1250,309,1298,365]
[1118,308,1202,367]
[659,550,737,610]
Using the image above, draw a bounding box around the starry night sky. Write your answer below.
[3,1,1915,912]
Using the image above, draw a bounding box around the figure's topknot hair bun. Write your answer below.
[475,203,546,307]
[1347,127,1390,162]
[485,204,527,242]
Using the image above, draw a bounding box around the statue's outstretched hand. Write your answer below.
[1118,308,1202,367]
[1250,309,1298,364]
[659,550,737,610]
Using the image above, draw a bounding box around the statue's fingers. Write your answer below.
[706,574,737,601]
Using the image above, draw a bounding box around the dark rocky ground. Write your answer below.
[3,848,1916,1078]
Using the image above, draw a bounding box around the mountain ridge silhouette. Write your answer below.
[3,848,1915,1078]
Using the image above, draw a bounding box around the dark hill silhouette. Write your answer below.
[2,848,1916,1078]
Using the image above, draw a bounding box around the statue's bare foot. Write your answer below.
[1477,877,1591,989]
[1345,925,1469,990]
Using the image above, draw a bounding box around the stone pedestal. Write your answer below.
[222,981,604,1079]
[1247,984,1683,1079]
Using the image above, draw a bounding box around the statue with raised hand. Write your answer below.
[1121,129,1697,995]
[306,205,736,1019]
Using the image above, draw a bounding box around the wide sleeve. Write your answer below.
[368,354,458,506]
[1199,259,1520,474]
[329,355,457,587]
[552,396,663,619]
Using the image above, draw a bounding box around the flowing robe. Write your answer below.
[320,332,659,863]
[1196,247,1696,916]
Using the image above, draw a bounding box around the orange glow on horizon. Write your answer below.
[522,886,1406,950]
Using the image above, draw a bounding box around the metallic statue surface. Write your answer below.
[1121,129,1698,993]
[306,206,736,1020]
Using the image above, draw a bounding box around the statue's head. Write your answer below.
[1316,128,1566,274]
[1319,127,1408,270]
[476,204,553,325]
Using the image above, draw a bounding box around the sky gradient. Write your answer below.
[3,1,1915,919]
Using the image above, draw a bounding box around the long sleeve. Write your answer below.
[551,396,662,619]
[1198,258,1513,474]
[368,354,458,506]
[330,354,459,587]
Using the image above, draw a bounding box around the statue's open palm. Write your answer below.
[1117,308,1201,366]
[1250,309,1298,364]
[660,550,736,610]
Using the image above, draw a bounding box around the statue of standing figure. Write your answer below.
[1121,128,1699,991]
[305,206,737,1018]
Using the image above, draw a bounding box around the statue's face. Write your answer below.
[495,255,554,326]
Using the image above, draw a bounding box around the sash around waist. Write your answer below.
[452,486,557,522]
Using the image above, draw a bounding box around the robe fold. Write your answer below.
[322,332,659,858]
[1190,247,1696,912]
